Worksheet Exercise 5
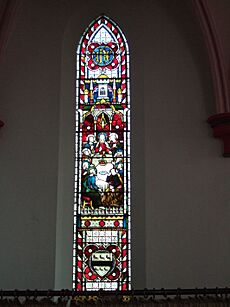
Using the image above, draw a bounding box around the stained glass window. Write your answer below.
[73,15,131,291]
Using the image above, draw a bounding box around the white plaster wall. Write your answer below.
[0,0,68,288]
[143,1,230,288]
[0,0,229,290]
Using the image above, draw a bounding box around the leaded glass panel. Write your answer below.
[73,16,131,291]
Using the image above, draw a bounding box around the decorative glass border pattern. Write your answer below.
[73,15,131,291]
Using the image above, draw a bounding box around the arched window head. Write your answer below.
[73,15,131,291]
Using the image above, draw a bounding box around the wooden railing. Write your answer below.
[0,288,229,306]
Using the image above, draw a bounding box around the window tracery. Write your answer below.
[73,16,131,291]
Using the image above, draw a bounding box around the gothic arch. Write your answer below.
[73,15,131,291]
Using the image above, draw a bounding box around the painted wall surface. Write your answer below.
[0,0,67,288]
[0,0,229,289]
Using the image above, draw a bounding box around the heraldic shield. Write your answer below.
[90,250,115,278]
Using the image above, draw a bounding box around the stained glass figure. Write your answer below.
[73,15,131,291]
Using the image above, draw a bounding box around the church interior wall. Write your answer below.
[0,0,229,289]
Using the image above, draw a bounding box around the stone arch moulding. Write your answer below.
[193,0,230,157]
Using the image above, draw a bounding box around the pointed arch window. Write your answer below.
[73,16,131,291]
